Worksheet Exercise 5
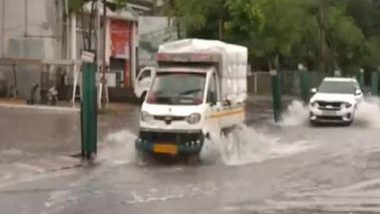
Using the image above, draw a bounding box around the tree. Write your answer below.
[163,0,221,38]
[68,0,128,51]
[225,0,316,69]
[324,4,365,74]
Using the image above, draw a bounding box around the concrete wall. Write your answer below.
[0,0,63,59]
[0,0,64,98]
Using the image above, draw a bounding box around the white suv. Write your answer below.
[309,77,363,125]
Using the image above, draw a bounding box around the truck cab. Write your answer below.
[135,39,247,161]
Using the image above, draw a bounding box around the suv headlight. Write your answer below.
[141,111,153,122]
[343,102,353,108]
[310,101,318,108]
[187,113,201,124]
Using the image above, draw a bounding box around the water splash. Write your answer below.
[355,97,380,128]
[201,125,316,166]
[280,100,309,126]
[98,130,137,165]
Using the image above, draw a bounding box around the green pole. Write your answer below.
[371,71,379,96]
[270,69,282,122]
[81,63,97,160]
[298,64,310,104]
[357,68,365,89]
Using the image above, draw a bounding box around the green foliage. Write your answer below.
[164,0,222,38]
[167,0,380,73]
[325,4,365,73]
[68,0,86,13]
[225,0,316,68]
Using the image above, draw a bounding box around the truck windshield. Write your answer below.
[318,81,355,94]
[147,72,206,105]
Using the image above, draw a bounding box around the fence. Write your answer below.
[0,58,80,102]
[248,70,325,96]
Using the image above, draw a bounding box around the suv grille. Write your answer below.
[317,101,342,110]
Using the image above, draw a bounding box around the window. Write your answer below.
[138,69,151,81]
[147,72,206,105]
[207,73,217,104]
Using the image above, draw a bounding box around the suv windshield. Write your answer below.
[318,80,356,94]
[147,72,206,105]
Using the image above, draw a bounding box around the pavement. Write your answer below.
[1,96,380,213]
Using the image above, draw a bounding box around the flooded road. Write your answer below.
[1,98,380,214]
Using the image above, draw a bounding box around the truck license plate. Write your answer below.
[153,144,178,155]
[322,111,337,116]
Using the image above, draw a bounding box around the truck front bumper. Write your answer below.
[135,130,204,156]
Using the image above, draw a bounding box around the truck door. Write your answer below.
[205,71,221,134]
[134,67,155,99]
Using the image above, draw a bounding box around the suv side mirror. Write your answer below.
[310,88,317,93]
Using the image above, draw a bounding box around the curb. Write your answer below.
[0,103,80,112]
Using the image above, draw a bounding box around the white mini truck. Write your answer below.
[135,39,248,160]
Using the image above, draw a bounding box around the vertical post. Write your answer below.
[100,0,108,109]
[357,68,364,90]
[253,72,258,94]
[1,0,6,57]
[319,0,326,73]
[270,69,282,122]
[298,64,310,104]
[81,63,97,161]
[71,13,78,105]
[371,71,379,96]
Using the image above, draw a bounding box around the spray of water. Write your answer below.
[200,125,316,166]
[355,97,380,127]
[98,130,137,165]
[280,100,309,126]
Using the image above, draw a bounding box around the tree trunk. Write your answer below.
[218,19,223,40]
[319,0,326,73]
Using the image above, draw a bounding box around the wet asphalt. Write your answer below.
[1,99,380,214]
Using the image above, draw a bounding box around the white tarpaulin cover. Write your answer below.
[158,39,248,104]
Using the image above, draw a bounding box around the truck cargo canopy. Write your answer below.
[158,39,248,104]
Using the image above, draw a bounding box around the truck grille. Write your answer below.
[153,116,186,122]
[317,101,342,110]
[139,131,204,144]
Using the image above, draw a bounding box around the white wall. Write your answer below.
[0,0,62,59]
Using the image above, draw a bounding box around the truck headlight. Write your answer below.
[141,111,153,122]
[187,113,201,124]
[343,102,353,108]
